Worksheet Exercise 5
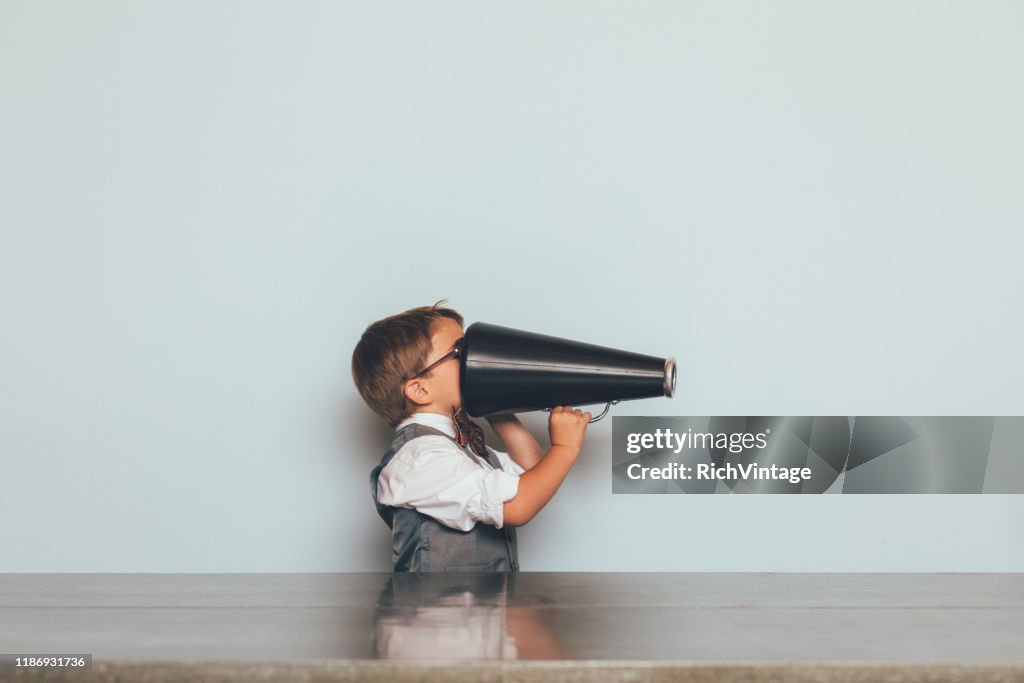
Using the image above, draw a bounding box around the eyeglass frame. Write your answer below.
[405,337,464,382]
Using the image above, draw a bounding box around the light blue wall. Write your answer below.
[2,1,1022,572]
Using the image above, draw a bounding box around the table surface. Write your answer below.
[3,572,1024,666]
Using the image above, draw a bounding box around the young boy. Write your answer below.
[351,301,591,572]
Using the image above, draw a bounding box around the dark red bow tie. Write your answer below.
[452,406,488,459]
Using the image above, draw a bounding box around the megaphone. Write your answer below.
[459,322,676,423]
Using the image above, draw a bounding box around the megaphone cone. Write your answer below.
[459,322,676,422]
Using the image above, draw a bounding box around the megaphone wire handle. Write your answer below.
[587,400,619,423]
[541,400,619,423]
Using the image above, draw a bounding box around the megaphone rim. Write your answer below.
[664,358,677,398]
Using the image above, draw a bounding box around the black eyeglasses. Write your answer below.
[406,337,464,382]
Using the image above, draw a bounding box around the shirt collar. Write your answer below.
[396,411,456,439]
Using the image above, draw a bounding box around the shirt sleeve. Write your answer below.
[376,435,521,531]
[488,446,527,476]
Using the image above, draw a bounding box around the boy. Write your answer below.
[351,301,590,572]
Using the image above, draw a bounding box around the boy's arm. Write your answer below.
[502,406,590,527]
[485,413,542,470]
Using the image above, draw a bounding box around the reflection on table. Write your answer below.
[371,572,566,660]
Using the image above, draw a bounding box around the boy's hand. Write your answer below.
[547,406,591,452]
[505,406,592,527]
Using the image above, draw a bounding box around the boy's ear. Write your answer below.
[403,379,432,407]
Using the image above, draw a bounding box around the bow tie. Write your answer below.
[452,406,488,459]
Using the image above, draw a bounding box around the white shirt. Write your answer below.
[376,412,525,532]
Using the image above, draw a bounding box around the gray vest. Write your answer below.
[370,422,519,572]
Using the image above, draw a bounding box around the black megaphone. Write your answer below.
[459,322,676,423]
